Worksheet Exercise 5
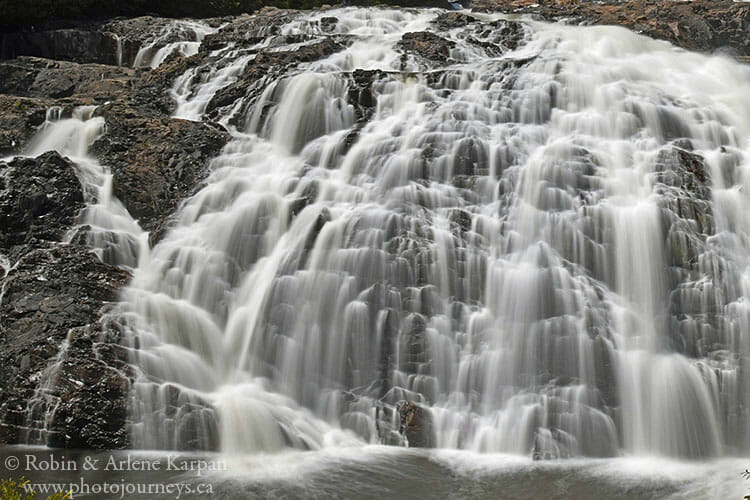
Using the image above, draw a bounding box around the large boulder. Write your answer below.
[0,152,84,257]
[0,96,52,154]
[396,400,435,448]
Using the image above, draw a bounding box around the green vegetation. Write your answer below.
[0,478,70,500]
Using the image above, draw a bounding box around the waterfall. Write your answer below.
[112,8,750,459]
[114,33,123,67]
[21,106,148,269]
[0,106,147,445]
[133,20,217,69]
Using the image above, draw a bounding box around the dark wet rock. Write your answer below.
[0,96,52,154]
[91,101,230,234]
[433,12,478,31]
[399,31,455,67]
[44,323,132,449]
[1,26,121,65]
[474,0,750,56]
[396,400,434,448]
[0,246,129,353]
[452,21,526,59]
[0,245,131,448]
[0,125,132,450]
[199,8,299,54]
[654,142,710,202]
[483,19,527,52]
[448,208,473,234]
[111,55,211,117]
[0,56,135,100]
[319,16,338,33]
[128,56,198,115]
[0,15,220,67]
[0,152,84,256]
[654,143,713,240]
[348,69,387,124]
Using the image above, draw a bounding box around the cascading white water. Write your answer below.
[113,33,123,67]
[20,106,148,269]
[133,20,217,69]
[118,8,750,460]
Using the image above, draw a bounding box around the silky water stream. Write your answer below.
[7,7,750,499]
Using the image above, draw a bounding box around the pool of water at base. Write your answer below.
[1,446,747,499]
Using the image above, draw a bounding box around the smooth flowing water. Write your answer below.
[1,446,748,499]
[20,106,148,269]
[110,7,750,462]
[13,7,750,475]
[132,20,217,69]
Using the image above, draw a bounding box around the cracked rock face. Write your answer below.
[396,401,434,448]
[0,243,131,448]
[0,56,136,99]
[0,149,132,449]
[0,152,84,257]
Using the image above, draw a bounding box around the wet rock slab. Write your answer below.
[0,96,53,155]
[0,152,83,256]
[0,56,136,99]
[91,101,230,235]
[0,245,131,448]
[0,149,132,449]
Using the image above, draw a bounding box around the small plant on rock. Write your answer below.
[0,478,70,500]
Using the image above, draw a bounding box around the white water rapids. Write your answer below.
[132,20,217,69]
[17,8,750,463]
